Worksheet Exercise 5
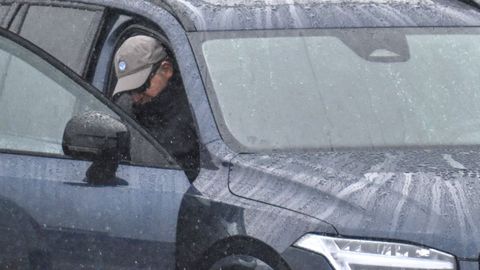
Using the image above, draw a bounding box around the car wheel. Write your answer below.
[208,255,276,270]
[197,236,290,270]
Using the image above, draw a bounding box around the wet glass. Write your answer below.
[0,35,113,155]
[19,5,103,74]
[196,28,480,151]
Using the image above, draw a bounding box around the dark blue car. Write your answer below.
[0,0,479,269]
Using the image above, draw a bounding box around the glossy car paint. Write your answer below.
[229,149,480,259]
[1,0,480,269]
[0,153,189,268]
[154,0,480,31]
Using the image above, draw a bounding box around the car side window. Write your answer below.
[16,4,103,75]
[0,33,174,168]
[0,5,11,26]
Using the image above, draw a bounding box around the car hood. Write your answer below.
[228,148,480,259]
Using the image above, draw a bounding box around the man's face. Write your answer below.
[132,60,174,105]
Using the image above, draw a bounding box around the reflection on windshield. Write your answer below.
[201,28,480,151]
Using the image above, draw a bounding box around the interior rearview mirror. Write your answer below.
[62,112,130,185]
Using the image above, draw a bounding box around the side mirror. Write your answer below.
[62,112,130,185]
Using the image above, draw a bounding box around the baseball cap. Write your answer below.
[112,35,168,97]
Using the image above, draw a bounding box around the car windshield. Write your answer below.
[195,27,480,151]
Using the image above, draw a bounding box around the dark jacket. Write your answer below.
[115,82,200,180]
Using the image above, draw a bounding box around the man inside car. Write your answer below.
[112,35,199,179]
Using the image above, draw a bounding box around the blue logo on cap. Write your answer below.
[118,61,127,72]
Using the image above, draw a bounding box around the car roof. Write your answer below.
[20,0,480,31]
[147,0,480,31]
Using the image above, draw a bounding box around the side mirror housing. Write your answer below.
[62,112,130,185]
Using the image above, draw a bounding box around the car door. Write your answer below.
[0,28,189,269]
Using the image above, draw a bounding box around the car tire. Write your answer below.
[208,255,277,270]
[199,237,290,270]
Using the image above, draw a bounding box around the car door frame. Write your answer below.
[87,13,173,97]
[81,0,224,163]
